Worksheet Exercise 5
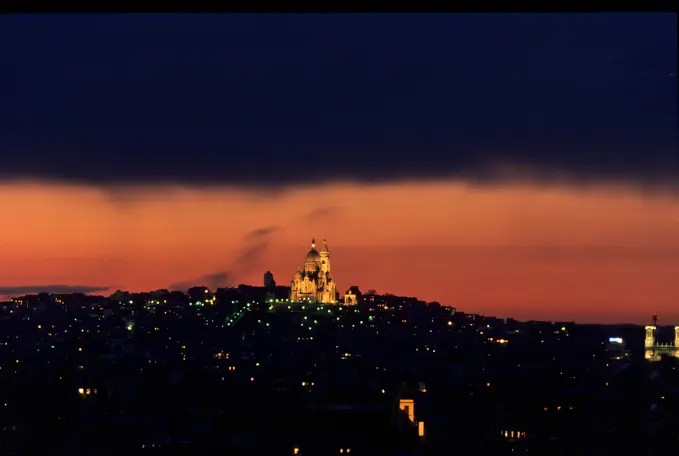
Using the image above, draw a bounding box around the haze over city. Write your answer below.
[1,13,677,324]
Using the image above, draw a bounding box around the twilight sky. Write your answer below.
[0,13,677,323]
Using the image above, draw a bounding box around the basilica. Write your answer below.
[289,238,338,303]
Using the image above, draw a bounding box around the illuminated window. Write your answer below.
[399,399,415,422]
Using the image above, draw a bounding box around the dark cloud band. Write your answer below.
[0,14,675,189]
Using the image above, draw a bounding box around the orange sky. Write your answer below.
[1,180,678,324]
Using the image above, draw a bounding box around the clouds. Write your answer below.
[239,225,279,266]
[304,206,343,222]
[169,271,230,292]
[0,14,676,190]
[243,226,280,241]
[0,285,111,296]
[169,225,279,291]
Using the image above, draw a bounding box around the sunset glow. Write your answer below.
[2,180,677,324]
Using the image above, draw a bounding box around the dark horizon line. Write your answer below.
[3,287,670,328]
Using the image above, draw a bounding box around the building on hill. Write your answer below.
[344,286,361,305]
[264,271,276,301]
[645,314,679,361]
[289,238,338,303]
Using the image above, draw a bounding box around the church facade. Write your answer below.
[644,321,679,361]
[290,238,337,303]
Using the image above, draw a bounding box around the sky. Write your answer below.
[0,13,677,324]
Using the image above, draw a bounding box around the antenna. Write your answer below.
[653,313,658,326]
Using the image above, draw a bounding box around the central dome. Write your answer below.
[306,248,321,263]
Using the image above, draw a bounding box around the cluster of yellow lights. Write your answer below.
[544,405,573,411]
[502,430,526,439]
[78,387,97,396]
[488,337,508,344]
[293,448,350,455]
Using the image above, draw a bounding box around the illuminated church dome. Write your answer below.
[305,238,321,263]
[306,248,321,262]
[290,237,337,304]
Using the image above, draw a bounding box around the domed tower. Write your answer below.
[318,238,337,303]
[304,238,321,273]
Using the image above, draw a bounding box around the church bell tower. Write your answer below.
[320,238,330,273]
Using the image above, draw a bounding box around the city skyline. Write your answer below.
[2,184,677,324]
[1,14,677,324]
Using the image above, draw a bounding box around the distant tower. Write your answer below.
[264,271,275,289]
[644,314,679,362]
[645,319,656,349]
[319,239,330,274]
[264,271,276,301]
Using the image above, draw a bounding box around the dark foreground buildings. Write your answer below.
[0,288,676,455]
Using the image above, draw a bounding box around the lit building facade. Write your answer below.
[644,315,679,361]
[290,238,337,303]
[344,286,361,305]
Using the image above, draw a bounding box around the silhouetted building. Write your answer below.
[264,271,276,301]
[344,286,361,305]
[187,286,214,305]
